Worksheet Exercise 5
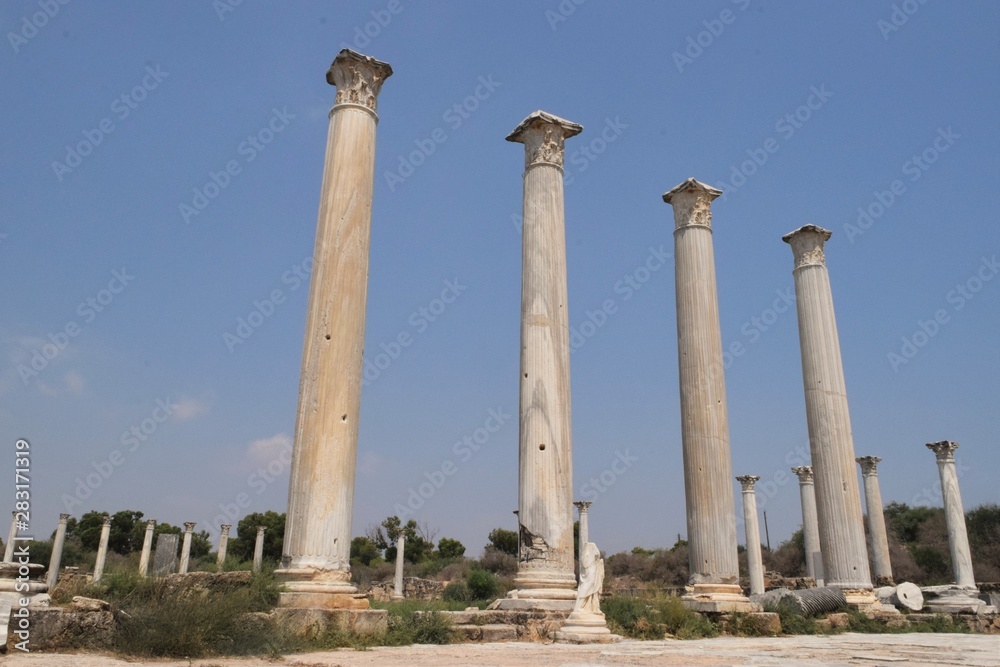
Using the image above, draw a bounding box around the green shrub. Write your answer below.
[602,595,717,640]
[466,569,498,601]
[443,581,470,602]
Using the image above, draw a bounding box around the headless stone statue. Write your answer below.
[553,541,617,643]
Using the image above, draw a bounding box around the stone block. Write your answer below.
[270,607,387,638]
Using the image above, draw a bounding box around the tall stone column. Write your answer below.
[574,501,592,581]
[277,49,392,611]
[393,535,405,600]
[3,511,17,563]
[926,442,975,589]
[791,466,824,586]
[178,522,196,575]
[92,515,112,583]
[253,526,266,573]
[664,178,752,612]
[498,111,582,612]
[46,513,70,590]
[783,226,873,605]
[138,519,156,578]
[736,476,765,596]
[217,524,231,568]
[856,456,893,585]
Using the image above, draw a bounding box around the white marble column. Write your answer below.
[3,511,17,563]
[792,466,824,586]
[138,519,156,578]
[736,476,765,596]
[217,524,231,568]
[500,111,582,612]
[783,226,873,604]
[92,515,112,583]
[574,501,592,582]
[277,49,392,610]
[664,178,751,612]
[926,441,976,589]
[393,535,405,600]
[253,526,266,573]
[856,456,893,585]
[46,513,70,590]
[178,521,196,575]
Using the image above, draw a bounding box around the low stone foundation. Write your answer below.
[418,608,570,642]
[368,577,445,602]
[271,607,388,638]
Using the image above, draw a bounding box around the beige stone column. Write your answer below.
[92,515,112,583]
[499,111,582,612]
[792,466,824,585]
[178,521,196,575]
[277,49,392,610]
[783,226,873,605]
[393,535,405,600]
[253,526,266,573]
[46,513,70,590]
[217,524,231,568]
[3,511,18,563]
[926,441,976,589]
[736,476,765,596]
[574,501,592,581]
[664,178,752,612]
[138,519,155,578]
[856,456,893,585]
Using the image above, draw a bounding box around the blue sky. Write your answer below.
[1,1,997,558]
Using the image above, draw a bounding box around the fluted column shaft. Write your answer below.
[393,535,405,599]
[784,226,871,591]
[217,524,231,567]
[4,511,17,562]
[46,513,70,590]
[927,441,976,588]
[509,111,582,600]
[178,522,195,574]
[253,526,266,573]
[857,456,893,584]
[92,516,112,583]
[138,519,156,578]
[737,476,765,595]
[664,178,742,598]
[792,466,824,585]
[279,50,391,605]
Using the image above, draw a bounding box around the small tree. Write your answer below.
[351,536,380,566]
[487,528,518,556]
[231,511,285,562]
[437,537,466,559]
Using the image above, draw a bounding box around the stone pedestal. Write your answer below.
[275,49,392,611]
[792,466,824,586]
[45,514,69,590]
[857,456,893,586]
[496,111,582,613]
[393,536,405,600]
[92,516,112,583]
[178,522,195,575]
[152,533,179,576]
[217,524,231,568]
[253,526,266,573]
[3,512,17,563]
[665,178,754,613]
[783,225,874,607]
[737,476,765,596]
[138,519,155,578]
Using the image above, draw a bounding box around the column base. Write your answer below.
[552,609,620,644]
[493,566,577,611]
[841,588,891,613]
[274,567,369,610]
[682,584,761,613]
[921,585,992,614]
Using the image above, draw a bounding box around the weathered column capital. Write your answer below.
[327,48,393,116]
[782,224,832,269]
[146,519,156,528]
[573,501,592,512]
[736,475,760,491]
[927,440,959,462]
[791,465,814,483]
[856,455,883,476]
[506,110,583,170]
[58,513,70,523]
[183,522,196,532]
[256,525,266,535]
[101,515,112,527]
[662,177,722,231]
[220,524,231,535]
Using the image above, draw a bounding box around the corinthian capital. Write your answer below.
[327,49,393,113]
[736,475,760,491]
[926,440,959,462]
[791,465,814,483]
[662,177,722,230]
[506,110,583,169]
[782,224,832,269]
[856,455,882,476]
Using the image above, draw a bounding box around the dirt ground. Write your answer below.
[2,633,999,667]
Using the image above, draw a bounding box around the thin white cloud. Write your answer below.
[172,396,210,421]
[64,370,85,394]
[247,433,293,465]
